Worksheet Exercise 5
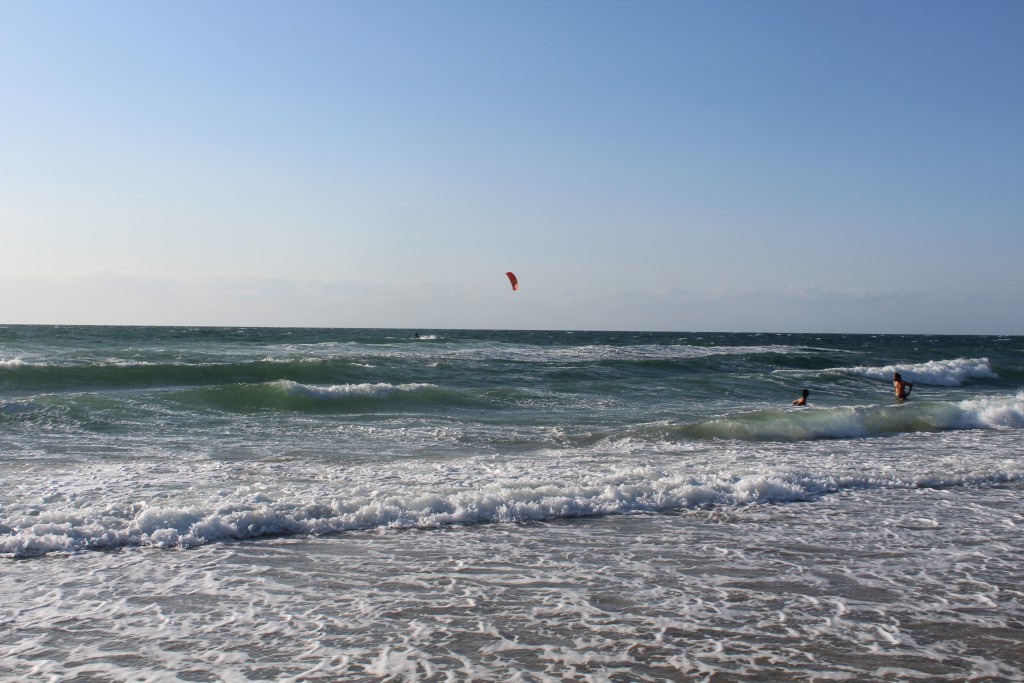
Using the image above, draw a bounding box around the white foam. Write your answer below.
[524,343,807,363]
[344,342,812,367]
[954,391,1024,429]
[4,482,1022,682]
[275,380,436,400]
[842,358,997,386]
[679,391,1024,442]
[3,454,1022,557]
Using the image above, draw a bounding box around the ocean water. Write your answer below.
[1,325,1022,681]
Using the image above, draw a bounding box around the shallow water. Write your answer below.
[3,483,1021,681]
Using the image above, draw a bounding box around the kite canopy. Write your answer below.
[505,272,519,291]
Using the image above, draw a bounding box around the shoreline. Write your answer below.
[3,483,1022,681]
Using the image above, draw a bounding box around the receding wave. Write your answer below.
[677,393,1024,441]
[839,357,997,386]
[2,464,1021,557]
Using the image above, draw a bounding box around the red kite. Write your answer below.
[505,271,519,291]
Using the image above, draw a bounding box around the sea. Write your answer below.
[1,325,1022,682]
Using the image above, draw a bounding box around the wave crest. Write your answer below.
[678,393,1024,441]
[278,380,435,400]
[3,465,1021,557]
[842,358,997,386]
[193,380,445,412]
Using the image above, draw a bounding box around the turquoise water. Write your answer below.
[1,326,1022,680]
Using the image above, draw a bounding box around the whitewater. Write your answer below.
[1,326,1022,681]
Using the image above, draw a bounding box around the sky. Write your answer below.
[1,0,1022,334]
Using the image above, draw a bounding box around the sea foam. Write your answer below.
[842,357,997,386]
[277,380,436,400]
[678,392,1024,442]
[3,459,1022,557]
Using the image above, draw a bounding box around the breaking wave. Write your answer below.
[190,380,454,412]
[840,357,998,386]
[3,464,1021,558]
[679,393,1024,441]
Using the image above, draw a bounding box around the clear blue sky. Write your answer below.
[2,0,1022,333]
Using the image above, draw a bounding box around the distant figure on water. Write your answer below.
[792,389,809,406]
[893,372,913,400]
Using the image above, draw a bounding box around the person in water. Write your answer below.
[792,389,809,406]
[893,372,913,400]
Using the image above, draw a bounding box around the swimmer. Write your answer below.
[792,389,809,406]
[893,372,913,400]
